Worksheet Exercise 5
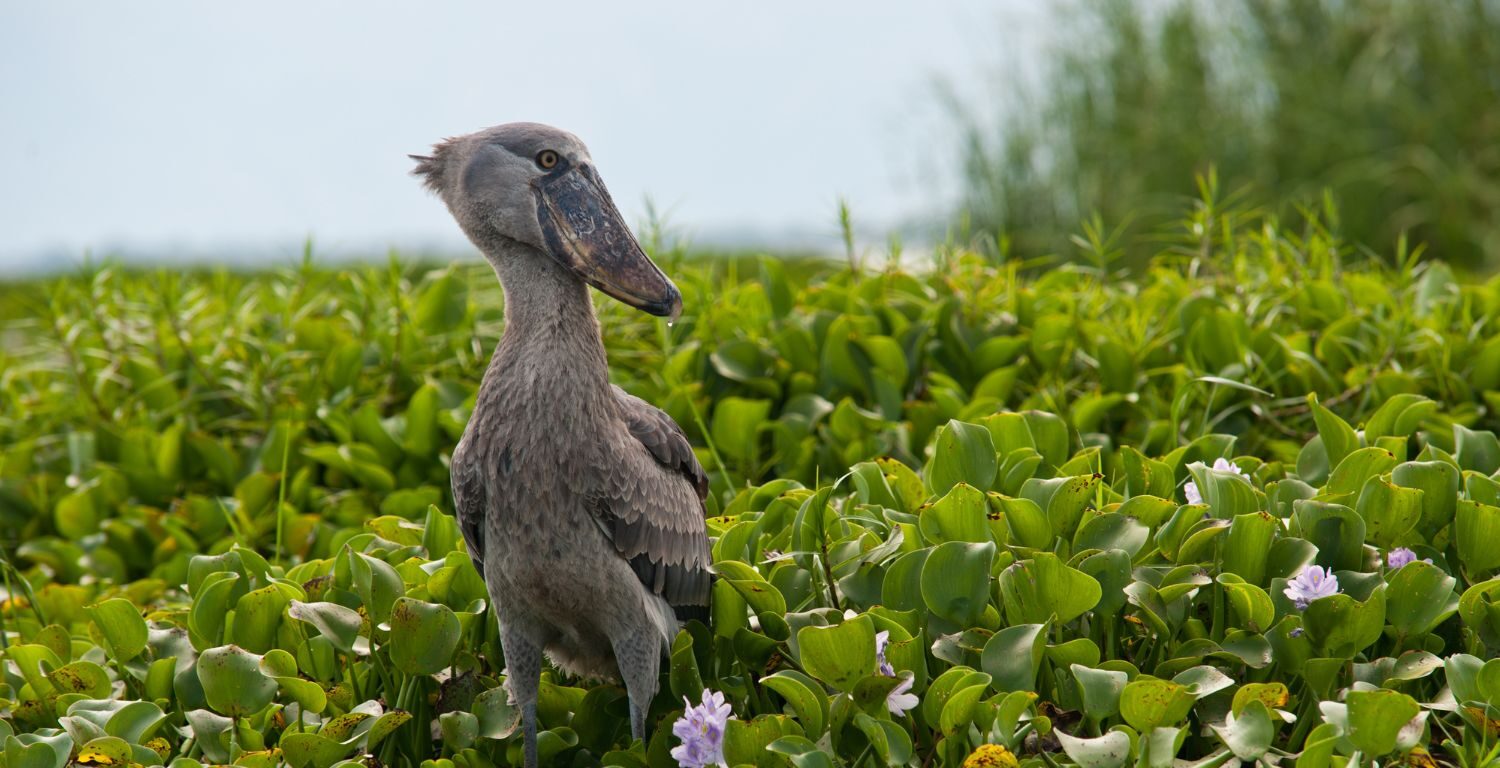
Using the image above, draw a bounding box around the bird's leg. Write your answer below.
[499,621,543,768]
[611,631,661,745]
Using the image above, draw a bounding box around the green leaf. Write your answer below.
[711,397,772,465]
[1302,586,1387,659]
[1456,500,1500,575]
[288,600,365,654]
[88,598,148,662]
[197,645,278,717]
[918,483,991,544]
[998,552,1100,625]
[761,671,828,738]
[1386,561,1458,640]
[1354,476,1423,548]
[1308,393,1360,469]
[388,597,460,676]
[1056,729,1131,768]
[1119,678,1196,731]
[796,614,875,692]
[921,540,996,626]
[1211,700,1275,760]
[1344,689,1420,757]
[1072,665,1128,722]
[925,420,998,495]
[981,623,1048,693]
[1217,574,1274,633]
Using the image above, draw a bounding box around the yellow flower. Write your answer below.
[963,744,1020,768]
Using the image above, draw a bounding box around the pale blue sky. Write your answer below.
[0,1,1047,272]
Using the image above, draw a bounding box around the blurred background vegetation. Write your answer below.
[951,0,1500,270]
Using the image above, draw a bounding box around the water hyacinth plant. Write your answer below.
[2,199,1500,765]
[1283,565,1340,610]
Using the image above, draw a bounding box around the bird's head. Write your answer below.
[411,122,681,319]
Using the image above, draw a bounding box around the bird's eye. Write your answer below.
[537,150,560,170]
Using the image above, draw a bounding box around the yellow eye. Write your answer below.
[537,150,559,170]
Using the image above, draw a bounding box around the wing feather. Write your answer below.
[600,386,713,621]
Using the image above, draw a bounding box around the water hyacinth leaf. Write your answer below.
[918,483,991,544]
[1354,477,1423,548]
[1345,689,1420,757]
[1459,579,1500,648]
[347,549,405,626]
[87,598,148,662]
[281,733,353,768]
[1291,501,1365,572]
[1212,700,1275,760]
[981,623,1048,693]
[767,736,837,768]
[998,552,1100,625]
[389,597,461,676]
[231,584,290,654]
[1385,561,1458,641]
[991,495,1051,550]
[1050,729,1128,768]
[1119,678,1197,732]
[1454,424,1500,475]
[473,686,520,740]
[1217,574,1274,633]
[1072,664,1128,721]
[711,397,771,465]
[1078,549,1132,617]
[1302,587,1387,660]
[715,559,789,640]
[852,712,913,766]
[925,420,998,495]
[1231,683,1289,716]
[1392,460,1459,537]
[48,661,112,698]
[1073,513,1148,558]
[796,614,875,692]
[287,600,364,654]
[1020,474,1102,540]
[1171,666,1234,698]
[438,711,478,751]
[1325,447,1397,499]
[1456,500,1500,575]
[1185,462,1258,519]
[197,645,277,717]
[938,682,988,737]
[921,540,995,626]
[1221,512,1277,586]
[761,671,828,738]
[1308,394,1360,470]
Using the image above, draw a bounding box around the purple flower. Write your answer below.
[671,689,732,768]
[1283,565,1340,610]
[886,673,918,716]
[1184,458,1246,505]
[875,631,895,677]
[1386,547,1432,571]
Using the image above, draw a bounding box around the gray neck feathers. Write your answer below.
[477,238,613,425]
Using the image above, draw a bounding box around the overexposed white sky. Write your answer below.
[0,1,1050,271]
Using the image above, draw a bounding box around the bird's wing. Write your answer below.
[597,385,712,621]
[450,445,488,579]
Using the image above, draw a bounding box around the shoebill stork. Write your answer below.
[410,123,711,766]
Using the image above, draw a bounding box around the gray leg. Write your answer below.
[611,630,661,744]
[499,620,544,768]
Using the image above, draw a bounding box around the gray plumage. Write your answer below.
[413,123,711,767]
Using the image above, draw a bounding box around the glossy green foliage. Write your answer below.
[3,222,1500,766]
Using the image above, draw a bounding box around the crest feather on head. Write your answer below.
[409,137,461,194]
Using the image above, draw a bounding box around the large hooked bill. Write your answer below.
[533,163,682,320]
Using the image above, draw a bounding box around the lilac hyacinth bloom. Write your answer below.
[1184,458,1246,505]
[1386,547,1432,570]
[671,689,733,768]
[1284,565,1340,610]
[886,673,919,716]
[875,631,895,677]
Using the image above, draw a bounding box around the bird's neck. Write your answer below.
[481,242,613,414]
